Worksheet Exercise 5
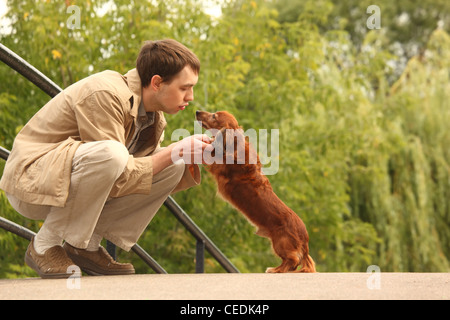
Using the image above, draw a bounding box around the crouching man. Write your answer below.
[0,39,212,278]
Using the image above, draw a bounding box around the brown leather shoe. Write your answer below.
[25,237,79,279]
[63,242,135,276]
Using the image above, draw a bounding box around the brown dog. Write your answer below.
[196,110,316,273]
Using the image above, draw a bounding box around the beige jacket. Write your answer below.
[0,69,200,207]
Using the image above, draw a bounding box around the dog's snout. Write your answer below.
[196,110,205,119]
[196,110,211,120]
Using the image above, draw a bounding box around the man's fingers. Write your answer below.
[192,134,212,144]
[202,144,214,152]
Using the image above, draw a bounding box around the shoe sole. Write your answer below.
[66,252,135,276]
[80,267,134,276]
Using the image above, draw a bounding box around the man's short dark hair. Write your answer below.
[136,39,200,88]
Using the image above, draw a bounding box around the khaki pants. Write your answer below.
[7,141,186,251]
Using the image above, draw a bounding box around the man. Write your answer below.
[0,39,213,278]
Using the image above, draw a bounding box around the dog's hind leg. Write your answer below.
[298,254,316,273]
[266,237,300,273]
[265,252,300,273]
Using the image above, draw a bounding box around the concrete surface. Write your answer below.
[0,273,449,300]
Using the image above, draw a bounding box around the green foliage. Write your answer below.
[1,0,449,277]
[274,0,450,57]
[0,191,40,278]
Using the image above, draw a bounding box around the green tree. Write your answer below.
[274,0,450,55]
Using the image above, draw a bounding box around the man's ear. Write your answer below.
[150,75,163,91]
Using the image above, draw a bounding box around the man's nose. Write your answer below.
[186,88,194,102]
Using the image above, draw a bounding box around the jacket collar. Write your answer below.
[123,68,167,135]
[123,68,142,119]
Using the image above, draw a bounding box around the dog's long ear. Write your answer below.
[211,128,227,157]
[229,129,258,165]
[221,128,245,164]
[212,128,249,164]
[229,129,247,164]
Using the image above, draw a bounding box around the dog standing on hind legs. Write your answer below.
[196,110,316,273]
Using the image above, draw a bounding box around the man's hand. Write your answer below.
[150,135,213,176]
[171,134,213,165]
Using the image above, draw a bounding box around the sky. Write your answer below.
[0,0,222,36]
[0,0,222,29]
[0,0,10,36]
[0,0,7,18]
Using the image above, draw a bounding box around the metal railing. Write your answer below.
[0,43,239,274]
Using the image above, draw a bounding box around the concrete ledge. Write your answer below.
[0,273,449,300]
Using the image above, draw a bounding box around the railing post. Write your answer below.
[195,239,205,273]
[164,197,240,273]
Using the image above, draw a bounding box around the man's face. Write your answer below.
[151,66,199,114]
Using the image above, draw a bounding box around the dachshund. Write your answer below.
[196,110,316,273]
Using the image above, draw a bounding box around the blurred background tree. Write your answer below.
[1,0,449,277]
[274,0,450,55]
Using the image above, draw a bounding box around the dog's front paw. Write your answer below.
[265,267,277,273]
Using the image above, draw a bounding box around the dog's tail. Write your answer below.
[297,254,316,273]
